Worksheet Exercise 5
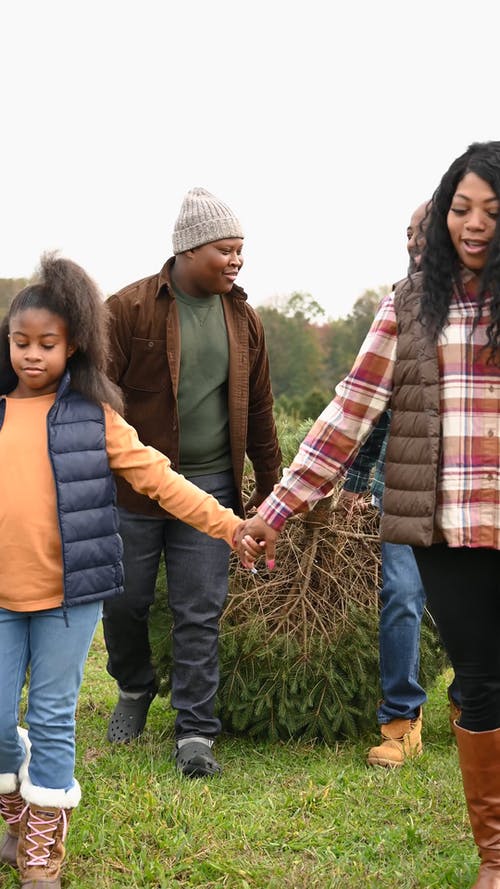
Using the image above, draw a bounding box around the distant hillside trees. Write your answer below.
[319,287,389,388]
[257,286,389,419]
[0,278,31,320]
[257,292,326,412]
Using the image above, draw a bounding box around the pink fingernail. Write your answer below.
[267,559,275,571]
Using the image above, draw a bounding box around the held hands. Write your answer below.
[234,515,279,571]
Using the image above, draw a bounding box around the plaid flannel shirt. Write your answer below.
[259,287,500,548]
[342,410,389,503]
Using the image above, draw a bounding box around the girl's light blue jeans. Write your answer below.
[0,601,101,791]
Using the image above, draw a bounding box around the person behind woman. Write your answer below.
[340,199,462,767]
[238,141,500,888]
[0,254,247,888]
[339,201,433,767]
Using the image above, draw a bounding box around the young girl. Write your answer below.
[0,254,249,888]
[239,141,500,888]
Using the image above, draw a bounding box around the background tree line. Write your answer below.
[0,278,388,415]
[0,278,30,318]
[258,287,388,418]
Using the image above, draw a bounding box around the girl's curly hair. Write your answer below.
[0,252,124,412]
[420,141,500,359]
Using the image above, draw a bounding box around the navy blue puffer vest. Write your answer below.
[0,372,124,607]
[48,373,124,606]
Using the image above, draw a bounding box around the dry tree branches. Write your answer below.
[227,486,382,647]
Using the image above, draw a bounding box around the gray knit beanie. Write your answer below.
[172,187,244,254]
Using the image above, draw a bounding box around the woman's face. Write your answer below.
[447,172,499,272]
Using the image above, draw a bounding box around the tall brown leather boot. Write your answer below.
[454,723,500,888]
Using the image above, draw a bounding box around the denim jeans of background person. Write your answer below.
[341,410,461,767]
[103,187,281,777]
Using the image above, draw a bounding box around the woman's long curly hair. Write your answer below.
[0,252,124,412]
[420,141,500,358]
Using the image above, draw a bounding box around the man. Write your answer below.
[340,200,461,767]
[102,187,281,777]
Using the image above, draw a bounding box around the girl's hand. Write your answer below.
[237,533,266,570]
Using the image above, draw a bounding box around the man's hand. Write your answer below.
[336,489,369,518]
[245,489,265,515]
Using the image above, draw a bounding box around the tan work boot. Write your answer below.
[0,790,24,867]
[367,708,423,767]
[17,804,71,888]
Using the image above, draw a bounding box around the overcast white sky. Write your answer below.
[1,0,498,319]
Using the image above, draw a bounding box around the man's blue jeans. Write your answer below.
[0,602,101,790]
[377,540,427,723]
[102,470,236,740]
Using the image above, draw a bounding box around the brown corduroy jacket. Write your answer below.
[106,258,282,519]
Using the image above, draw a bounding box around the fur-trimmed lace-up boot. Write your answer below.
[367,707,423,767]
[0,726,32,867]
[0,789,24,866]
[17,776,80,888]
[17,805,72,888]
[454,723,500,888]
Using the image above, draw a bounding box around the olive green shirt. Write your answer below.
[174,286,231,477]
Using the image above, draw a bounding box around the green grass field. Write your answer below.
[1,625,478,889]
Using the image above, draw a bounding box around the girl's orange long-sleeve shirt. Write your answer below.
[0,393,242,612]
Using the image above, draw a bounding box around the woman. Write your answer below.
[238,141,500,888]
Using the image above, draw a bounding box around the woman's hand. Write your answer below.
[235,515,279,570]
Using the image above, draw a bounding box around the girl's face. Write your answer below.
[8,307,75,398]
[447,172,499,273]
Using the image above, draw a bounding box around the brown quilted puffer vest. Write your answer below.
[380,273,442,546]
